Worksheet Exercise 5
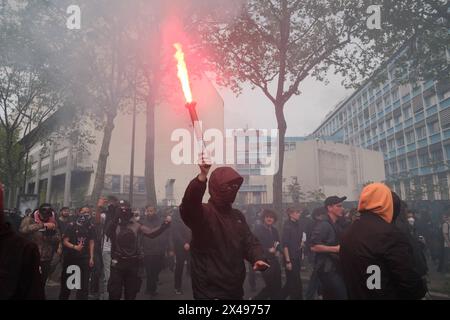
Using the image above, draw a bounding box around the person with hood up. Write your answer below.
[339,183,427,299]
[180,163,269,300]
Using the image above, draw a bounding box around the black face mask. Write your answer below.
[76,214,91,227]
[119,206,133,222]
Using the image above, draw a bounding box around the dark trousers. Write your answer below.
[281,260,303,300]
[59,257,90,300]
[318,270,347,300]
[40,260,52,286]
[247,262,256,290]
[438,247,450,273]
[89,250,104,296]
[144,254,165,293]
[305,265,321,300]
[254,257,281,300]
[174,249,190,290]
[108,262,141,300]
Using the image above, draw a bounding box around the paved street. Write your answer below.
[44,262,450,300]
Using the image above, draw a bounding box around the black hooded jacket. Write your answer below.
[340,189,426,300]
[180,167,265,300]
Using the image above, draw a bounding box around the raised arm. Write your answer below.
[179,164,210,228]
[139,216,171,238]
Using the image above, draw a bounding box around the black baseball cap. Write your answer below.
[324,196,347,207]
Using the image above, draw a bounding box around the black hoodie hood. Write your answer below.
[208,167,244,209]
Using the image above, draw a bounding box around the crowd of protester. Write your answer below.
[2,177,450,300]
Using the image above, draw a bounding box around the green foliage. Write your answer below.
[307,188,326,202]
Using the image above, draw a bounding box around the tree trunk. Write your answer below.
[273,102,287,215]
[145,97,157,206]
[90,110,117,203]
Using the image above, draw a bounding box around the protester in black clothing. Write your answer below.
[310,196,348,300]
[106,200,171,300]
[340,184,426,299]
[59,206,95,300]
[253,209,282,300]
[244,206,259,292]
[299,208,313,267]
[305,206,327,300]
[141,205,171,296]
[171,211,191,295]
[57,207,71,236]
[0,183,45,300]
[280,207,304,300]
[180,164,268,300]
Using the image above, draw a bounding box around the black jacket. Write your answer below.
[281,219,304,264]
[171,214,191,252]
[141,214,169,256]
[340,213,427,300]
[0,224,45,300]
[254,224,280,260]
[180,170,265,300]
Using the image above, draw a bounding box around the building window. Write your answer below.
[419,153,429,166]
[392,88,399,101]
[388,139,395,150]
[396,136,405,147]
[428,121,440,135]
[425,175,435,200]
[416,126,426,139]
[403,105,412,119]
[399,159,407,172]
[390,161,397,173]
[438,89,450,101]
[394,114,403,125]
[405,131,415,144]
[386,117,393,128]
[430,149,444,163]
[408,156,418,168]
[105,175,121,193]
[425,95,437,107]
[438,173,449,200]
[446,145,450,160]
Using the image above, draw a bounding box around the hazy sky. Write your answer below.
[219,73,353,137]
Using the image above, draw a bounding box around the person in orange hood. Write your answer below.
[339,183,426,299]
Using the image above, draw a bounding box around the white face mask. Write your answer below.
[407,217,415,226]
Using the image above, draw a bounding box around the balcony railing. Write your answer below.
[407,143,416,152]
[444,129,450,140]
[417,138,428,148]
[440,97,450,109]
[430,133,441,144]
[426,105,438,116]
[404,118,413,128]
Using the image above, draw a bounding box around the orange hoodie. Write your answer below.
[357,183,393,223]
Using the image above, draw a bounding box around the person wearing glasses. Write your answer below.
[180,164,269,300]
